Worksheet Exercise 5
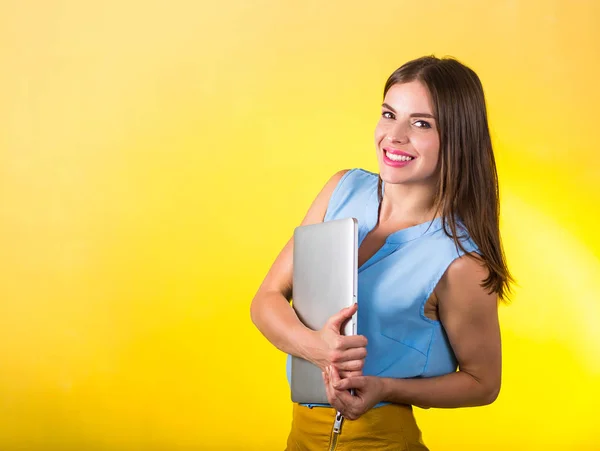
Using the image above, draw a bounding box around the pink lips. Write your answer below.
[382,147,416,168]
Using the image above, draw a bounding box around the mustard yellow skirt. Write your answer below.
[285,403,429,450]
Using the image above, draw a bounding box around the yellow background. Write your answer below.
[1,1,599,449]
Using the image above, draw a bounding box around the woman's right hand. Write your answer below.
[310,303,368,379]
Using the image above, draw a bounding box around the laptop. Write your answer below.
[291,217,358,404]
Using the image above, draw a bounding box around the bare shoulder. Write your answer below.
[298,169,351,226]
[443,252,488,285]
[436,253,497,308]
[321,169,351,195]
[333,168,351,180]
[325,169,351,191]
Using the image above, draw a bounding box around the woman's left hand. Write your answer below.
[322,365,385,420]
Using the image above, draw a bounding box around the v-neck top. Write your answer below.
[287,168,479,408]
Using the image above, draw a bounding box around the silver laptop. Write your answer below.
[291,217,358,404]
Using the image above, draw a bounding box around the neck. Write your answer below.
[379,181,438,225]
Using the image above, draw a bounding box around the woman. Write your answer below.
[250,56,512,450]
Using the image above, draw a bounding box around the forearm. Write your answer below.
[250,290,321,362]
[381,371,500,408]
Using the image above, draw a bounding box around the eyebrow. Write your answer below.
[382,103,435,119]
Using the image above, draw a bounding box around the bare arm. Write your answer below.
[250,169,367,372]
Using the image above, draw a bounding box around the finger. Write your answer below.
[339,334,368,349]
[338,370,362,379]
[330,367,367,420]
[326,303,358,332]
[323,372,334,403]
[321,367,333,401]
[334,375,368,391]
[330,347,366,365]
[335,359,364,372]
[330,365,345,388]
[331,366,359,397]
[331,392,351,415]
[322,370,335,404]
[330,367,356,406]
[324,367,344,410]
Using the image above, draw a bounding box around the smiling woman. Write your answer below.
[250,55,512,450]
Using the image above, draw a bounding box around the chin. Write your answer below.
[377,161,404,183]
[380,173,409,185]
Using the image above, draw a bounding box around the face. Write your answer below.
[374,81,440,187]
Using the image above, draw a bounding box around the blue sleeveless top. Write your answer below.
[287,168,479,407]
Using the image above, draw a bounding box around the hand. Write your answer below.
[322,365,385,420]
[311,304,367,378]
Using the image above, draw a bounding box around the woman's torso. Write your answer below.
[286,168,479,406]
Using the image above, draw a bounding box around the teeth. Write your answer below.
[386,151,414,162]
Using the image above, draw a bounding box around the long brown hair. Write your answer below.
[381,56,513,301]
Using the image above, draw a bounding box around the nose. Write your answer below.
[386,121,409,144]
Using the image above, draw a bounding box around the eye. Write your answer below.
[413,120,431,129]
[381,110,395,120]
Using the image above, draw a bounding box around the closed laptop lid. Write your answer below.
[291,217,358,404]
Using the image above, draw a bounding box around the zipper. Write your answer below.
[328,411,344,451]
